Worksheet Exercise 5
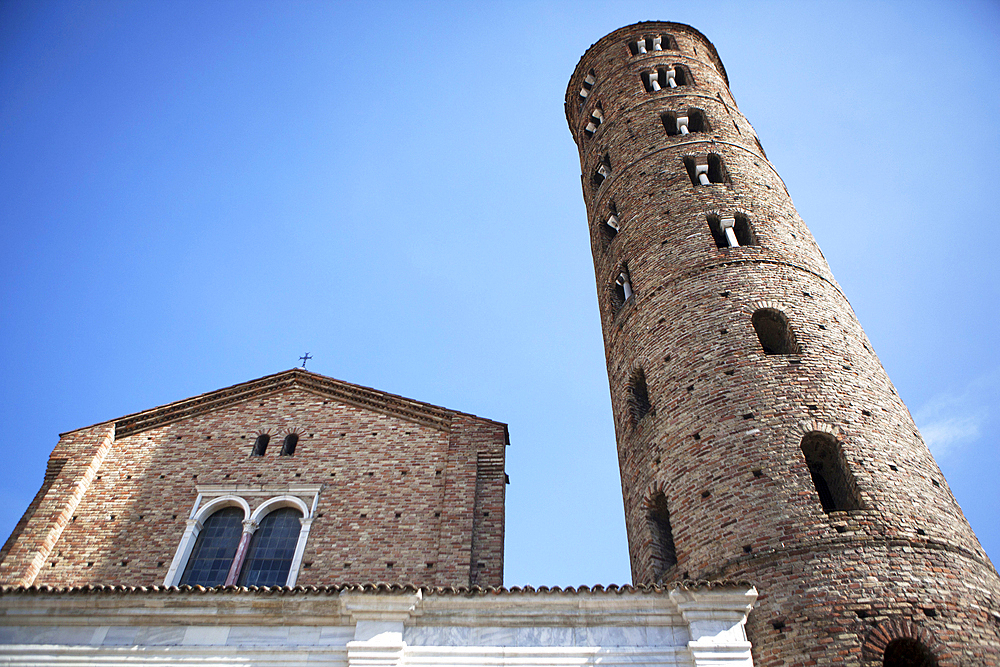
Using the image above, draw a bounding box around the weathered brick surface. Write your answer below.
[0,369,506,589]
[567,21,1000,666]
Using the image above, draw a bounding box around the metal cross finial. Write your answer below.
[299,353,312,369]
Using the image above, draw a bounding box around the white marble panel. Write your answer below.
[183,625,230,645]
[0,626,98,645]
[513,626,574,647]
[578,625,647,647]
[471,626,516,646]
[287,626,322,644]
[646,625,685,647]
[316,626,354,646]
[226,625,288,645]
[102,625,139,646]
[135,626,187,645]
[403,625,471,646]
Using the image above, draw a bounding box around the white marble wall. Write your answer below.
[0,586,756,667]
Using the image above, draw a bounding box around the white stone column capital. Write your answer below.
[241,519,259,534]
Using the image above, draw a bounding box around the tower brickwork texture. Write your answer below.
[0,369,506,589]
[566,21,1000,667]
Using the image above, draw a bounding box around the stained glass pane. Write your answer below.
[238,507,302,587]
[179,506,243,586]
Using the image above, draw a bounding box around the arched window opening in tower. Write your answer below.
[611,263,633,312]
[178,506,243,587]
[281,433,298,456]
[646,492,677,578]
[799,432,862,513]
[628,34,676,56]
[751,308,801,355]
[592,156,612,188]
[251,434,270,457]
[601,202,620,247]
[684,154,727,186]
[642,66,690,92]
[583,104,604,138]
[662,109,709,136]
[237,507,303,587]
[627,367,651,424]
[882,638,939,667]
[578,69,596,106]
[707,213,756,248]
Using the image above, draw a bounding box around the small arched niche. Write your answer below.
[800,431,862,513]
[882,637,939,667]
[751,308,800,355]
[646,492,677,578]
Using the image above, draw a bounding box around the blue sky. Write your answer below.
[1,0,998,587]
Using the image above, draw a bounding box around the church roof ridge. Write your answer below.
[60,367,507,438]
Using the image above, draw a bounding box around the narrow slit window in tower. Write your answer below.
[583,104,603,137]
[251,434,270,457]
[662,108,708,136]
[627,367,652,424]
[592,156,611,188]
[684,154,726,186]
[611,263,633,311]
[647,492,677,577]
[280,433,298,456]
[578,70,596,105]
[752,308,801,355]
[601,202,619,246]
[799,432,862,513]
[707,214,755,248]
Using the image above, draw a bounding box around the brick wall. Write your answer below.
[0,370,506,589]
[567,21,1000,666]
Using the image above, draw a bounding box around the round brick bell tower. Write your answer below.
[566,21,1000,667]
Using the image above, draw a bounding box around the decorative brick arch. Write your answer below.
[794,419,841,439]
[863,617,945,666]
[748,299,793,316]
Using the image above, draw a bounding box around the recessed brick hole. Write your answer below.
[720,291,730,297]
[126,475,131,480]
[789,359,801,365]
[368,472,374,477]
[160,475,165,479]
[121,560,128,566]
[861,410,871,416]
[401,470,408,476]
[658,317,666,324]
[110,515,115,521]
[772,620,786,631]
[157,561,164,568]
[802,291,811,297]
[309,434,313,438]
[241,435,246,439]
[435,470,442,476]
[386,562,394,569]
[360,513,367,518]
[693,432,701,440]
[932,479,940,487]
[96,476,101,480]
[917,528,926,536]
[655,457,661,465]
[205,435,211,440]
[317,513,323,518]
[843,365,851,370]
[434,512,441,518]
[818,324,827,330]
[742,545,752,553]
[742,413,754,420]
[686,385,694,392]
[665,354,671,362]
[171,515,177,520]
[863,343,870,352]
[923,607,937,618]
[701,490,711,498]
[50,561,55,567]
[752,469,763,478]
[224,474,229,479]
[329,472,336,477]
[138,515,143,520]
[426,562,435,568]
[256,473,262,477]
[835,525,847,533]
[344,563,351,569]
[720,328,728,334]
[857,609,870,619]
[175,436,182,440]
[395,512,402,518]
[807,405,818,411]
[889,464,898,471]
[72,515,76,522]
[371,432,378,436]
[304,562,313,569]
[192,474,197,479]
[87,562,93,567]
[483,511,490,517]
[259,403,264,407]
[724,369,735,376]
[294,473,301,477]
